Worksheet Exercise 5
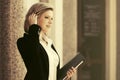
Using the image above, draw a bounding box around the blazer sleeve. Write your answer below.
[17,24,41,70]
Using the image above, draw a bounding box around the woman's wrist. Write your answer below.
[28,24,41,36]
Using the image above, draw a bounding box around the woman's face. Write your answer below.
[37,10,53,34]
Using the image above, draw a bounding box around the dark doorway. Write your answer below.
[77,0,106,80]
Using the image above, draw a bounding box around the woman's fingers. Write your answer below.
[71,67,76,73]
[28,13,37,25]
[65,67,76,80]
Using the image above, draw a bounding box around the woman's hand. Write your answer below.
[65,67,76,80]
[28,13,37,25]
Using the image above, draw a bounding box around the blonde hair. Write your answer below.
[24,2,53,33]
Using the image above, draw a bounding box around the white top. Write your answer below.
[39,34,59,80]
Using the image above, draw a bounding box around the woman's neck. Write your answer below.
[40,31,48,45]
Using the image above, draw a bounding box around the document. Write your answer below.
[59,53,85,80]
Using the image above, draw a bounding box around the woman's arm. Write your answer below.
[16,24,40,67]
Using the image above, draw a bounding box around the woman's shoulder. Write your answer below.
[17,33,29,45]
[17,37,25,48]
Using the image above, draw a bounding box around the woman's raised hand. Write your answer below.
[28,13,37,25]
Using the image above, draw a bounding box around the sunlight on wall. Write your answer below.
[106,0,117,80]
[54,0,63,67]
[23,0,39,13]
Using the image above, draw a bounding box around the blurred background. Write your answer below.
[0,0,119,80]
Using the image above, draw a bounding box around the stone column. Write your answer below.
[0,0,39,80]
[0,0,26,80]
[9,0,26,80]
[63,0,77,80]
[0,0,12,79]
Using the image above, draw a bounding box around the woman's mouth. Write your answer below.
[46,25,50,28]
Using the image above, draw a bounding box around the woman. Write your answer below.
[17,2,75,80]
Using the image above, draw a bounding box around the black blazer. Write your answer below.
[17,24,62,80]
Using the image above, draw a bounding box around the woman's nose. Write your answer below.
[48,19,53,24]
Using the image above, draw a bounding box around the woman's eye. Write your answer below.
[45,16,49,19]
[44,16,53,20]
